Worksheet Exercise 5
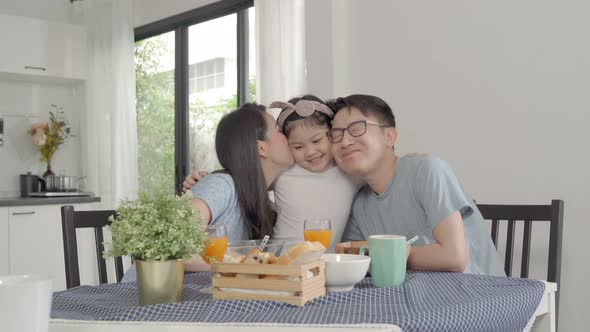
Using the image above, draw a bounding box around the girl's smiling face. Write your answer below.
[287,122,334,173]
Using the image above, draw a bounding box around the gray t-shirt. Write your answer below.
[191,173,249,242]
[343,155,505,276]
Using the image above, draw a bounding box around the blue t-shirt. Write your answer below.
[191,173,249,242]
[343,155,505,276]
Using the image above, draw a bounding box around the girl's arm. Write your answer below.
[407,211,469,272]
[183,170,209,192]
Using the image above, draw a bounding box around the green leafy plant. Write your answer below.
[104,191,207,261]
[134,35,256,194]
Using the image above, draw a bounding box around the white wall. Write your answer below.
[0,79,84,197]
[305,0,333,99]
[0,0,75,23]
[305,0,590,329]
[0,1,85,197]
[133,0,219,27]
[0,0,220,27]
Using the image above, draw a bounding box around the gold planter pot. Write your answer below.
[136,259,184,306]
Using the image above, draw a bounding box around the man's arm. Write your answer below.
[407,211,469,272]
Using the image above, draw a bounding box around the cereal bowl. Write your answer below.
[322,253,370,292]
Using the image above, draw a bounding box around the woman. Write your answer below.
[121,103,293,281]
[184,103,294,271]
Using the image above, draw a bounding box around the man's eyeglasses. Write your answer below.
[327,120,390,143]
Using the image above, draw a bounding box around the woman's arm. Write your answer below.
[407,211,469,272]
[184,254,212,272]
[184,198,213,272]
[191,198,212,225]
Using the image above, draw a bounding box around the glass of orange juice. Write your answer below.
[304,219,332,250]
[202,224,228,264]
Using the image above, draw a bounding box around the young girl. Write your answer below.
[269,95,363,250]
[185,95,363,251]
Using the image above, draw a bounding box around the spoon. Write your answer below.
[258,235,270,251]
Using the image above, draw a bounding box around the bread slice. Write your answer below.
[286,241,326,259]
[276,255,293,265]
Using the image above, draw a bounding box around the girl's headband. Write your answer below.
[271,100,334,131]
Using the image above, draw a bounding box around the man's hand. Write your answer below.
[182,170,209,192]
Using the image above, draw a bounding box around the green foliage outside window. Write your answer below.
[135,36,256,194]
[135,37,175,194]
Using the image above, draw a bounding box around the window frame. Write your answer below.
[134,0,254,194]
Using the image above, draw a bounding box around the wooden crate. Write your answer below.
[211,260,326,306]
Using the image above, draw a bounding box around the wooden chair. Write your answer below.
[60,205,124,289]
[476,199,564,282]
[476,199,564,329]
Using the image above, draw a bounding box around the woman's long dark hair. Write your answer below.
[215,103,276,239]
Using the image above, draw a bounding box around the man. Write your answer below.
[328,94,504,275]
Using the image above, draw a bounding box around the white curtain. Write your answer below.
[255,0,307,109]
[81,0,138,209]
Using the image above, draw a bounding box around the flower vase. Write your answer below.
[43,160,55,178]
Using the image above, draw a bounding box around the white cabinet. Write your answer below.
[0,14,87,80]
[8,205,63,290]
[46,19,87,80]
[0,208,8,275]
[0,15,48,76]
[7,203,98,291]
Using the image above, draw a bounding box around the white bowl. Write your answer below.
[322,254,370,292]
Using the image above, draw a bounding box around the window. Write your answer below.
[188,13,237,171]
[134,31,175,194]
[189,58,225,94]
[134,0,254,194]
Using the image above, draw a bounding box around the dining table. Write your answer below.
[49,270,556,332]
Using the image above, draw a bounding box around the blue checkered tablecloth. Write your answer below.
[51,271,545,332]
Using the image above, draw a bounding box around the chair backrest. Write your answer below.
[476,200,564,283]
[60,205,124,289]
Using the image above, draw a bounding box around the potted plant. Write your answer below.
[105,191,207,306]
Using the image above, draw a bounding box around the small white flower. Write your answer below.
[32,133,46,146]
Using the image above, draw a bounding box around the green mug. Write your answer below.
[359,235,406,287]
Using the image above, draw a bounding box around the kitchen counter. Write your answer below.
[0,196,101,207]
